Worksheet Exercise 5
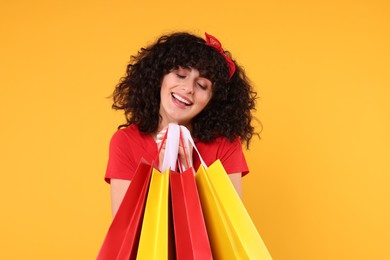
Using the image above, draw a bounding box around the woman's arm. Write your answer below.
[110,179,131,218]
[228,172,242,198]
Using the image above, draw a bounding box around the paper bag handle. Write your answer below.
[179,125,208,169]
[161,123,181,172]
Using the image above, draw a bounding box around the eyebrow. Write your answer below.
[177,66,210,81]
[178,66,192,71]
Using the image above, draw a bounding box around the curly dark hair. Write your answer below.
[112,32,259,147]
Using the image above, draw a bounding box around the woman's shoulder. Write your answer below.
[111,124,142,137]
[196,136,242,151]
[109,124,150,144]
[109,124,156,156]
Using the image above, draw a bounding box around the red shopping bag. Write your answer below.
[170,168,213,260]
[169,128,212,259]
[97,159,153,260]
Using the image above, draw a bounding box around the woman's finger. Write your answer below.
[155,128,167,149]
[155,128,167,170]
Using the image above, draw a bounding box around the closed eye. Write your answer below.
[197,82,207,90]
[176,74,186,79]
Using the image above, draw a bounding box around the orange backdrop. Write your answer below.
[1,0,389,259]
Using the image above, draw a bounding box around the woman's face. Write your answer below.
[159,67,212,129]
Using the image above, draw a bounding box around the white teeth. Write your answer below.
[172,93,192,105]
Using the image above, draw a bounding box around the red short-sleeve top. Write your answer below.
[105,125,249,183]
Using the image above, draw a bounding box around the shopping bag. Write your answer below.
[169,129,213,260]
[97,159,153,260]
[136,123,180,259]
[196,162,272,259]
[136,168,171,259]
[180,127,272,259]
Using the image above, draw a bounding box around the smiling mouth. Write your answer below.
[171,93,193,106]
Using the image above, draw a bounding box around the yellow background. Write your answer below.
[1,0,389,259]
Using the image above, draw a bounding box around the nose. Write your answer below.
[182,80,194,94]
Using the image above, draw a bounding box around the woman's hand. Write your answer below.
[155,128,167,171]
[155,127,194,172]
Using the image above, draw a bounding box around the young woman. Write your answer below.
[105,32,258,217]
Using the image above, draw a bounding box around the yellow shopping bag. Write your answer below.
[137,168,172,259]
[196,160,272,260]
[137,124,181,260]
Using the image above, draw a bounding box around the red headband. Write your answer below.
[205,33,236,80]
